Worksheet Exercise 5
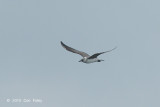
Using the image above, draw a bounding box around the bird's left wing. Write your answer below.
[61,41,90,57]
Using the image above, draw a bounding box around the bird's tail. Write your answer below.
[98,59,104,62]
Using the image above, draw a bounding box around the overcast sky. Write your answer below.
[0,0,160,107]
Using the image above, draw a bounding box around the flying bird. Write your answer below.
[61,41,116,64]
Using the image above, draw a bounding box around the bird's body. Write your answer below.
[80,57,99,64]
[60,41,116,64]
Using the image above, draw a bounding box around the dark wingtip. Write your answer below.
[113,46,117,50]
[61,41,64,45]
[60,41,66,49]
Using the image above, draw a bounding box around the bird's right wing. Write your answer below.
[61,41,90,57]
[88,46,117,59]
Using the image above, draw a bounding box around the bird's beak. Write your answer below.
[79,60,82,62]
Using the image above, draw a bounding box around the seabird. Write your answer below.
[61,41,116,64]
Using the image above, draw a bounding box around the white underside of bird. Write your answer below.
[79,57,104,64]
[84,58,99,63]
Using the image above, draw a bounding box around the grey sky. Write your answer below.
[0,0,160,107]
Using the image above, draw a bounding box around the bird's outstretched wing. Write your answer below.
[88,47,117,59]
[61,41,90,57]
